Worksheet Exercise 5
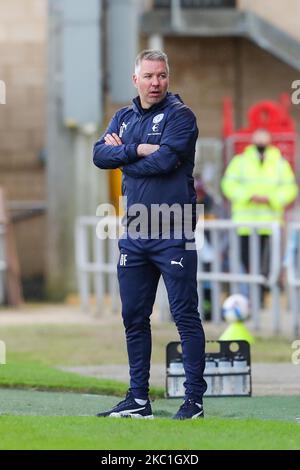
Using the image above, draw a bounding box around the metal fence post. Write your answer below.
[0,225,6,304]
[249,229,261,330]
[211,228,222,323]
[229,227,240,294]
[93,229,105,313]
[75,219,90,311]
[269,224,281,334]
[286,223,300,337]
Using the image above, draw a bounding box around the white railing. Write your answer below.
[286,222,300,337]
[75,215,169,319]
[195,220,281,333]
[0,224,6,304]
[75,216,121,313]
[75,216,283,331]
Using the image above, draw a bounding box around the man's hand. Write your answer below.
[250,195,270,205]
[104,133,122,146]
[137,144,160,157]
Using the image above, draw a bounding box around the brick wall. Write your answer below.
[238,0,300,41]
[161,36,300,136]
[238,39,300,130]
[0,0,47,280]
[164,37,236,137]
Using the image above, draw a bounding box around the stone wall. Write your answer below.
[0,0,47,281]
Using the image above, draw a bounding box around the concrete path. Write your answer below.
[60,363,300,396]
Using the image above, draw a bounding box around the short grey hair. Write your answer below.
[134,49,169,74]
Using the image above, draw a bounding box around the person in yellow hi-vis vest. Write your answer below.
[221,129,298,293]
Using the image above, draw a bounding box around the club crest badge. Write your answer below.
[153,113,164,124]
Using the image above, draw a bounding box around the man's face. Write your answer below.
[252,130,272,147]
[133,59,169,109]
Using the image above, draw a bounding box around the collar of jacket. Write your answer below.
[244,144,282,160]
[131,92,184,116]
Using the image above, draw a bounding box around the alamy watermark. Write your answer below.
[291,80,300,105]
[291,340,300,365]
[96,197,204,250]
[0,340,6,364]
[0,80,6,105]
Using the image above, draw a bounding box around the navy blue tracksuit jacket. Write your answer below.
[93,92,207,401]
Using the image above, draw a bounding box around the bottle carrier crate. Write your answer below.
[166,340,252,398]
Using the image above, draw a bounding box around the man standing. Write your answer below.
[93,50,206,420]
[221,129,298,280]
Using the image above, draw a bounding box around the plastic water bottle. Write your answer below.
[204,356,217,396]
[232,354,248,395]
[167,359,185,397]
[218,357,233,395]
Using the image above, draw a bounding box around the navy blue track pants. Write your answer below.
[117,237,207,402]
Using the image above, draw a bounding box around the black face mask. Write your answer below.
[256,144,267,155]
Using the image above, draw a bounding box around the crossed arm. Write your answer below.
[93,116,161,171]
[100,132,182,177]
[93,108,198,176]
[104,132,159,159]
